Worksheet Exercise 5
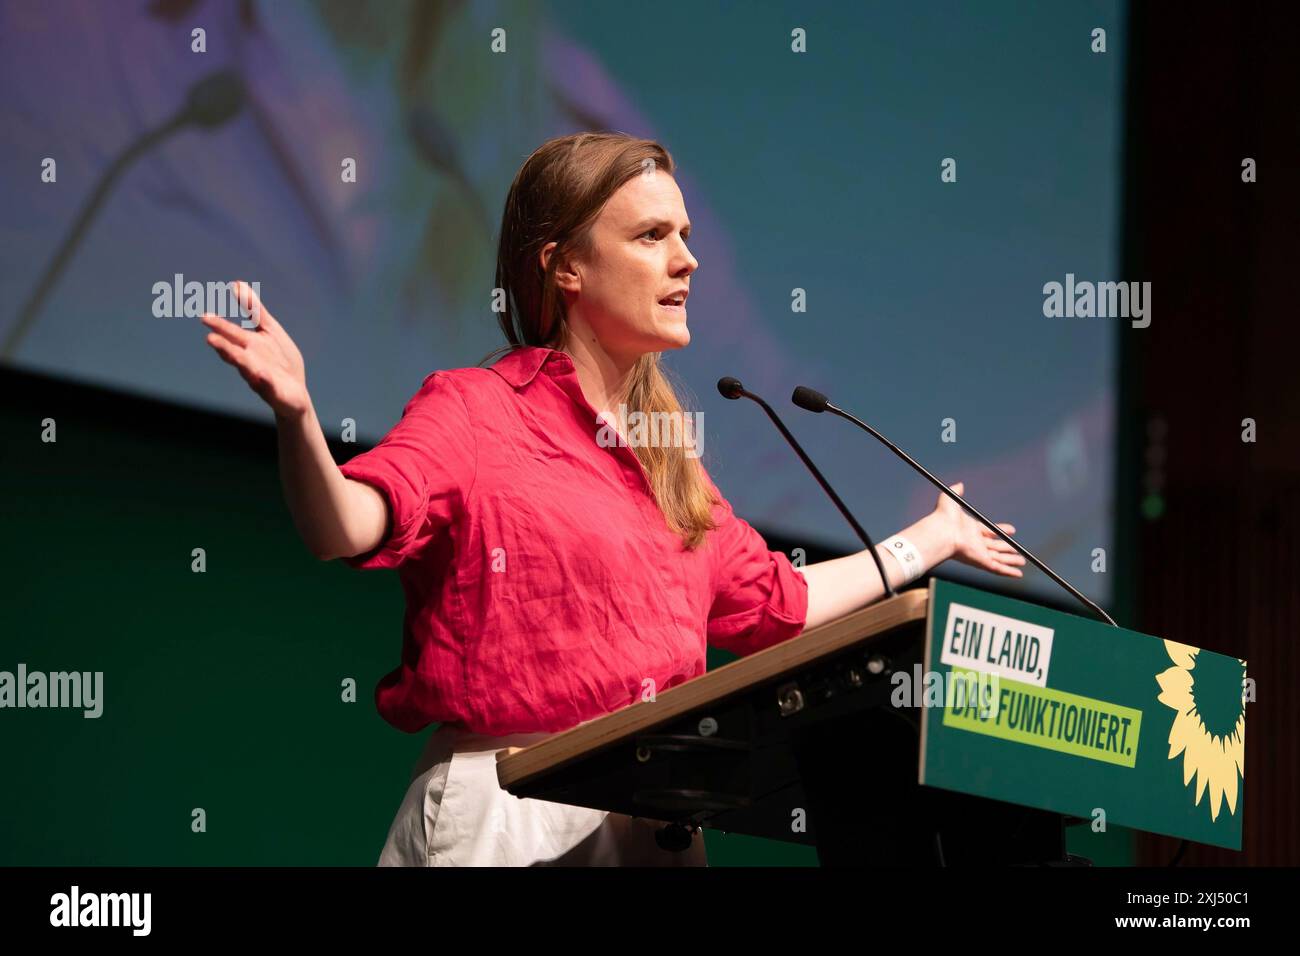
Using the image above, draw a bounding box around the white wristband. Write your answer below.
[880,534,924,585]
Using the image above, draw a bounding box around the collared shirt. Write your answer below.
[339,346,808,735]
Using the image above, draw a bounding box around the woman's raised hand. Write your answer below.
[201,281,310,420]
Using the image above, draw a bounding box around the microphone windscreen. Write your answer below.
[186,71,245,128]
[716,376,744,400]
[791,386,829,413]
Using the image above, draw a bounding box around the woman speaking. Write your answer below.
[201,132,1024,866]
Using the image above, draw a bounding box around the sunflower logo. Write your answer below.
[1155,639,1246,822]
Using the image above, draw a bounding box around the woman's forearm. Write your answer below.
[275,403,388,561]
[797,512,954,631]
[201,284,388,559]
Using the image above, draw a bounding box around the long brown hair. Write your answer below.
[484,132,718,550]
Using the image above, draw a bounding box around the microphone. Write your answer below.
[3,71,246,359]
[717,377,896,598]
[179,70,245,128]
[791,386,1118,627]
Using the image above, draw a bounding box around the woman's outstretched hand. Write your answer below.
[202,281,310,420]
[933,481,1025,578]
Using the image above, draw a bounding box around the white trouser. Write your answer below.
[377,723,709,866]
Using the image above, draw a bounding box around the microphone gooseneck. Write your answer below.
[793,386,1118,628]
[3,71,247,359]
[717,377,896,599]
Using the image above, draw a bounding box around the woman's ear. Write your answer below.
[540,240,581,294]
[538,240,556,275]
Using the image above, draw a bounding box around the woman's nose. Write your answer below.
[675,244,698,275]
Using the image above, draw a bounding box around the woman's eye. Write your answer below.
[639,227,691,243]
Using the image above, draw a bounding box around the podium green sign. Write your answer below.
[919,579,1246,850]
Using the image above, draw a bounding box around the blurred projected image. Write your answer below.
[0,0,1125,605]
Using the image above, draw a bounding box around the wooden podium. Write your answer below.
[495,584,1069,866]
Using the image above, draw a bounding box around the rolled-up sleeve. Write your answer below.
[705,483,809,656]
[338,371,476,570]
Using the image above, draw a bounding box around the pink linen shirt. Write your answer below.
[338,345,808,735]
